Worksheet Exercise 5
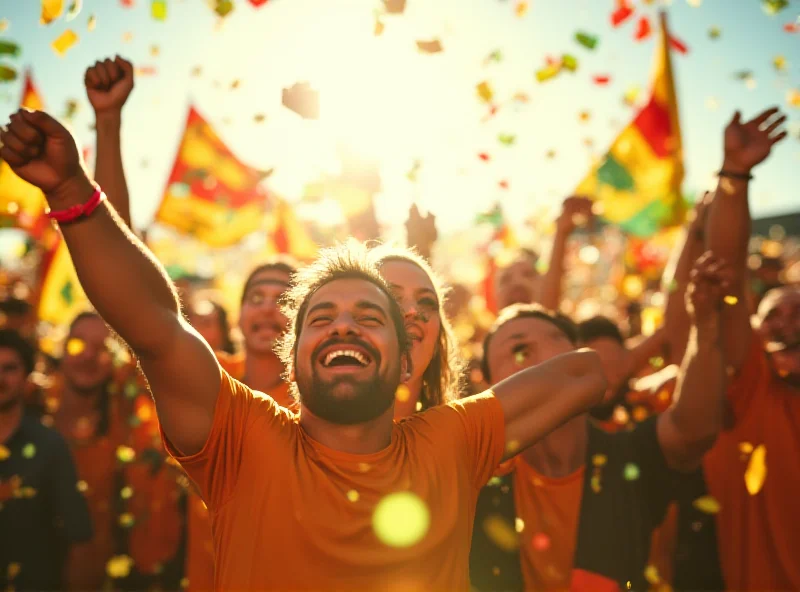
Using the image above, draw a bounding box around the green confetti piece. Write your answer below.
[575,31,598,50]
[561,54,578,72]
[708,26,721,39]
[22,443,36,458]
[0,65,18,83]
[124,382,139,399]
[0,40,21,57]
[214,0,234,17]
[498,133,516,146]
[761,0,788,15]
[624,463,640,481]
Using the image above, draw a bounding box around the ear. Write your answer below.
[401,352,412,383]
[288,352,296,383]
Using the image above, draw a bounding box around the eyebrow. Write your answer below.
[247,279,290,292]
[307,302,336,317]
[499,332,528,346]
[355,300,388,318]
[388,283,438,299]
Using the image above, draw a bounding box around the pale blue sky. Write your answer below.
[1,0,798,237]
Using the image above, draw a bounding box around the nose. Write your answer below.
[328,314,361,338]
[404,306,420,321]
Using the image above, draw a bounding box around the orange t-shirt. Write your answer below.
[513,457,584,591]
[164,371,505,591]
[703,337,800,590]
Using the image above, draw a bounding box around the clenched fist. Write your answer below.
[85,56,135,115]
[0,109,86,196]
[686,252,735,329]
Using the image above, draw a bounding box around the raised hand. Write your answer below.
[85,56,135,115]
[405,204,437,257]
[556,195,594,235]
[686,251,735,326]
[723,108,787,174]
[0,109,85,195]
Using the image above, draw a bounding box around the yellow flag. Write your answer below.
[37,238,90,327]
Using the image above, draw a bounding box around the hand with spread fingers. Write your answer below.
[85,56,135,115]
[686,251,736,330]
[723,107,787,174]
[0,109,86,196]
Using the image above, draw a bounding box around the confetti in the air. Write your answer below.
[0,445,9,460]
[66,0,82,20]
[87,14,96,30]
[116,445,136,463]
[624,463,640,481]
[723,295,739,306]
[416,39,442,53]
[373,492,430,548]
[395,384,411,402]
[346,489,360,502]
[0,65,16,83]
[532,532,551,551]
[41,0,65,24]
[744,444,767,495]
[0,40,20,57]
[773,55,788,72]
[498,133,516,146]
[106,555,134,579]
[692,495,721,514]
[515,1,529,17]
[476,81,494,103]
[592,454,607,467]
[611,1,634,27]
[787,88,800,108]
[51,29,78,56]
[592,74,611,85]
[708,26,721,39]
[483,515,520,551]
[152,0,167,21]
[515,517,525,533]
[575,31,599,50]
[761,0,789,15]
[22,443,36,458]
[634,17,652,41]
[66,338,85,356]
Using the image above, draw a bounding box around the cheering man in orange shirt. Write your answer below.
[0,108,608,590]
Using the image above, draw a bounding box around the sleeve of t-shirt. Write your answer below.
[437,390,506,489]
[47,430,92,543]
[726,336,768,421]
[159,370,282,509]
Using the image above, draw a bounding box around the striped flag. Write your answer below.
[575,12,685,237]
[0,70,51,238]
[37,236,90,327]
[155,107,271,246]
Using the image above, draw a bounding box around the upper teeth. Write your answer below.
[324,350,368,366]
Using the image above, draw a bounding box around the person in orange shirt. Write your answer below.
[697,106,798,590]
[0,110,611,588]
[471,250,731,592]
[185,293,236,356]
[371,245,465,418]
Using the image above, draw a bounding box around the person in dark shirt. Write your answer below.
[470,253,730,591]
[0,329,92,591]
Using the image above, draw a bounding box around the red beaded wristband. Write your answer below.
[46,187,107,224]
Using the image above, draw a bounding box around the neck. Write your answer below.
[0,399,23,444]
[299,404,394,454]
[243,350,285,392]
[393,376,423,420]
[61,381,104,416]
[522,414,587,478]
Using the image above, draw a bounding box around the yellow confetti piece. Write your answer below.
[66,337,85,356]
[20,486,37,498]
[739,441,754,454]
[87,14,96,31]
[7,563,20,579]
[76,480,88,492]
[395,384,411,402]
[116,445,136,463]
[514,350,526,365]
[118,512,135,527]
[180,577,189,589]
[592,454,607,467]
[590,474,602,493]
[374,18,384,36]
[136,405,153,422]
[41,0,65,24]
[579,110,591,122]
[506,440,520,454]
[106,555,134,579]
[151,0,167,21]
[415,401,422,412]
[644,564,661,585]
[773,55,787,72]
[0,445,9,460]
[476,81,494,103]
[120,486,133,499]
[51,29,78,56]
[623,85,641,107]
[787,88,800,109]
[723,295,739,306]
[346,489,360,502]
[150,45,160,57]
[745,444,767,495]
[357,462,371,473]
[483,514,520,551]
[692,495,721,514]
[373,492,430,548]
[122,31,133,42]
[22,443,36,459]
[613,406,629,425]
[632,406,648,422]
[0,18,8,33]
[535,65,560,83]
[515,1,528,17]
[515,517,525,533]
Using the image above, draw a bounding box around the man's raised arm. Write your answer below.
[0,108,220,456]
[705,107,786,372]
[494,349,606,460]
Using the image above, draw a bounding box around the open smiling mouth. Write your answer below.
[320,349,372,369]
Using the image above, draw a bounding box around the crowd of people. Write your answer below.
[0,54,798,592]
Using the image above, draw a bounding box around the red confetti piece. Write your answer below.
[478,153,490,161]
[545,55,560,67]
[592,75,611,85]
[249,0,269,4]
[120,0,135,6]
[532,532,551,551]
[498,180,509,189]
[135,65,157,76]
[611,1,634,27]
[634,16,652,41]
[784,22,799,33]
[669,35,689,55]
[489,105,498,116]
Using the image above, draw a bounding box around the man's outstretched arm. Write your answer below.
[494,349,607,460]
[1,109,219,456]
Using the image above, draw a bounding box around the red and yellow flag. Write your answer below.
[575,12,684,237]
[0,70,50,238]
[37,236,90,328]
[155,107,270,246]
[266,197,318,261]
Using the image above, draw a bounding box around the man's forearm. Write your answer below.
[538,230,568,310]
[663,323,725,467]
[663,228,705,363]
[706,170,750,282]
[53,175,181,356]
[94,112,132,229]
